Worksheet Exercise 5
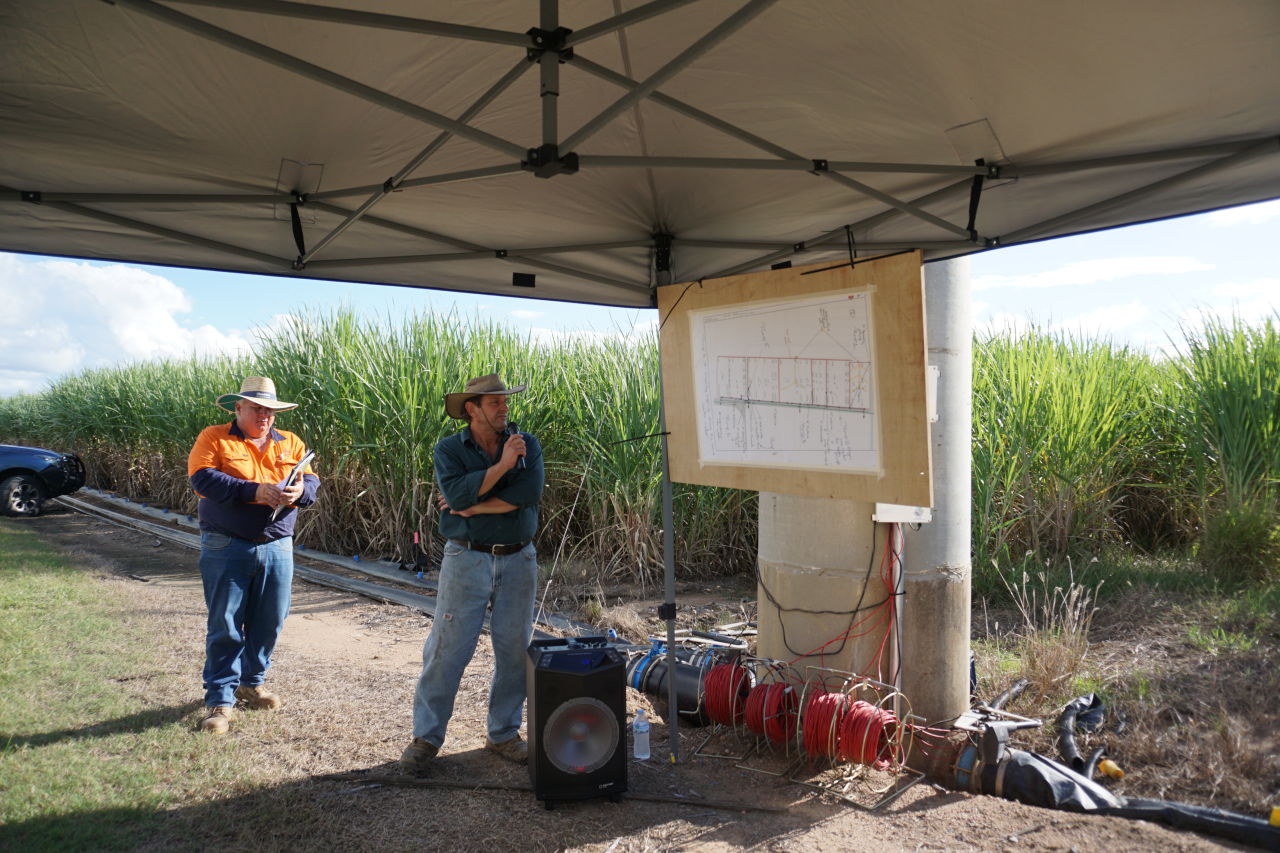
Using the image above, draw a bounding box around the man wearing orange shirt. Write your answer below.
[187,376,320,734]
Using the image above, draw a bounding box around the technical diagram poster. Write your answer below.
[657,251,931,505]
[689,289,879,471]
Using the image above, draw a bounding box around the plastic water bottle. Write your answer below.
[632,709,650,760]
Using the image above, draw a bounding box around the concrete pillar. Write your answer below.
[902,257,972,723]
[756,494,888,677]
[755,258,972,724]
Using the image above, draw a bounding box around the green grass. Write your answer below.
[1186,624,1257,655]
[0,522,254,851]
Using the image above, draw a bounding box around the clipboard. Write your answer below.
[270,449,315,521]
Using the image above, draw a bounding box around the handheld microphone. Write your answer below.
[507,422,526,470]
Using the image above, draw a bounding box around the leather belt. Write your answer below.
[451,539,528,556]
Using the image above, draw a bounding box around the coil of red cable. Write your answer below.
[743,682,798,743]
[761,683,798,744]
[801,690,847,759]
[837,699,898,769]
[703,662,750,726]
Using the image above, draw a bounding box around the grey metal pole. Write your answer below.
[902,257,972,724]
[540,0,559,148]
[111,0,528,160]
[658,365,681,762]
[561,0,778,151]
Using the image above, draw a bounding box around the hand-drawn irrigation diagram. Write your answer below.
[689,288,880,471]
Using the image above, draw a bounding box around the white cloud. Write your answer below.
[1177,277,1280,334]
[973,256,1212,292]
[0,254,253,397]
[975,311,1034,337]
[526,314,658,347]
[1206,199,1280,228]
[1050,301,1150,338]
[509,309,544,319]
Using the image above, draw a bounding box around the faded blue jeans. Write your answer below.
[198,531,293,708]
[411,540,537,748]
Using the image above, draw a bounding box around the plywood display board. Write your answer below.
[658,251,932,506]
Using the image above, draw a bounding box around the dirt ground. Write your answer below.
[13,502,1257,853]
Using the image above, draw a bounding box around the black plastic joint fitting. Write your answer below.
[20,190,42,203]
[810,158,829,173]
[653,233,673,273]
[522,144,579,178]
[792,241,806,253]
[526,26,573,55]
[494,249,508,259]
[657,602,677,621]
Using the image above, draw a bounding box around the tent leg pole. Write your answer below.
[659,370,681,762]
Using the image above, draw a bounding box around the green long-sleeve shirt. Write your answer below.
[433,426,544,545]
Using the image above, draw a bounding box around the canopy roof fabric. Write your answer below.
[3,0,1278,308]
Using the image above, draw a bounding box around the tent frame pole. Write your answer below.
[112,0,528,159]
[570,57,974,238]
[305,240,652,268]
[299,60,531,266]
[1004,138,1280,242]
[578,155,987,176]
[167,0,529,46]
[305,199,651,295]
[561,0,778,151]
[539,0,561,148]
[565,0,702,47]
[311,164,526,201]
[10,191,286,267]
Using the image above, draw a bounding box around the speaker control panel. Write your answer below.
[530,636,622,673]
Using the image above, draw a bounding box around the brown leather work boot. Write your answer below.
[200,705,235,734]
[234,684,283,710]
[484,734,528,764]
[399,737,440,775]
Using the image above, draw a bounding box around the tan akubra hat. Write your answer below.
[444,373,526,420]
[216,376,298,412]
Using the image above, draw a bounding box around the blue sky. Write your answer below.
[1,198,1277,397]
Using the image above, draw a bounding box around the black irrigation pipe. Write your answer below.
[54,494,593,640]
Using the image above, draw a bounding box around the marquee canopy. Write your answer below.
[3,0,1278,308]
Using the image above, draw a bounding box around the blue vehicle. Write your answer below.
[0,444,85,517]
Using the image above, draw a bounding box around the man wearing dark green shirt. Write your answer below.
[401,374,544,773]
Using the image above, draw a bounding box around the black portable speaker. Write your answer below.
[526,636,628,807]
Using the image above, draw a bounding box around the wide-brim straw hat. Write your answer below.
[216,376,299,413]
[445,373,526,420]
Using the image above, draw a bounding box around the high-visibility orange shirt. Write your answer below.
[187,421,318,541]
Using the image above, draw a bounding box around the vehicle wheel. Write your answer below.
[1,474,46,517]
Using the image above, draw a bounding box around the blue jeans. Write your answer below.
[411,540,537,747]
[198,531,293,708]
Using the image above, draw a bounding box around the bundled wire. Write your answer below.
[837,699,898,769]
[743,682,798,744]
[802,690,848,760]
[703,662,752,726]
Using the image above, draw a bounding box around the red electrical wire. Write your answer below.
[744,682,798,743]
[837,700,898,769]
[703,663,751,726]
[787,522,900,678]
[801,690,848,759]
[762,683,798,744]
